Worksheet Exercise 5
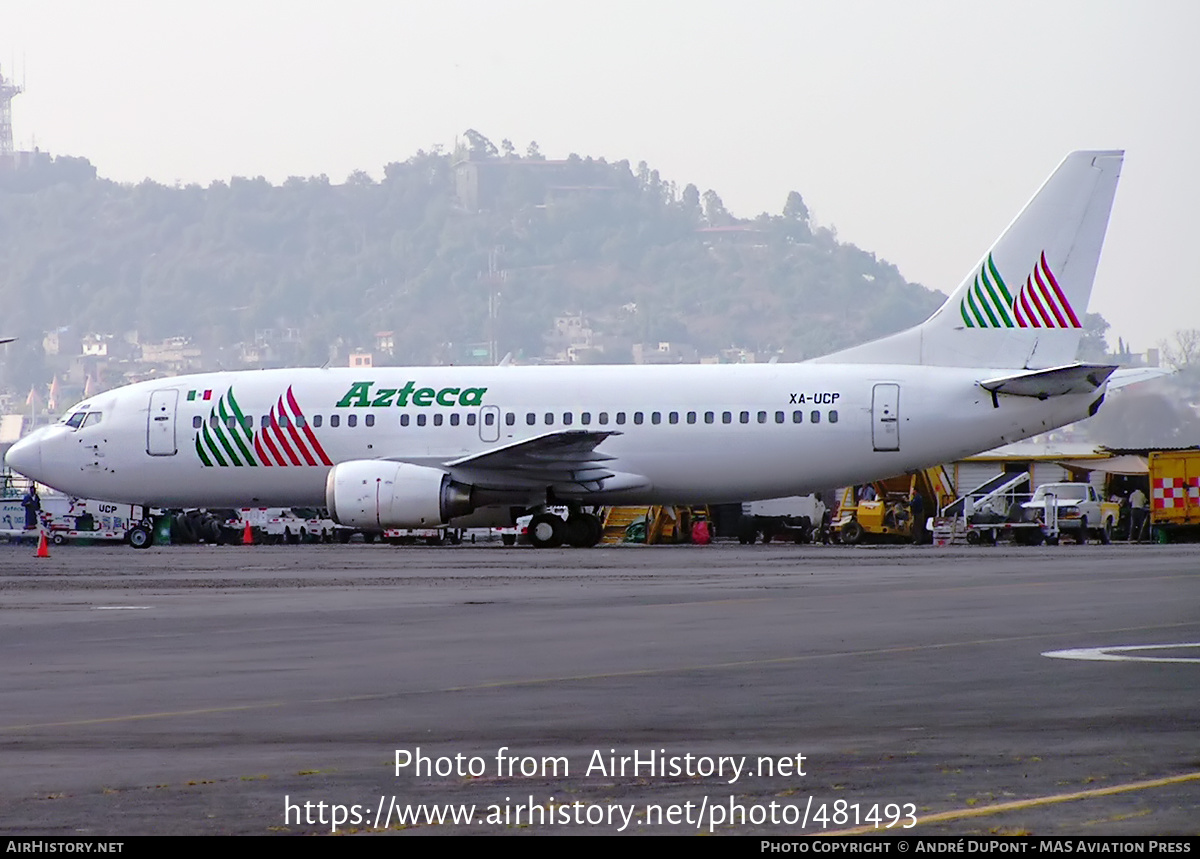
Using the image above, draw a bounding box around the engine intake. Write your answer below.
[325,460,475,529]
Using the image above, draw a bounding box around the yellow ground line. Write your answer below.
[828,771,1200,835]
[4,620,1197,732]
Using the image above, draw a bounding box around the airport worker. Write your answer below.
[1128,487,1148,542]
[21,484,41,530]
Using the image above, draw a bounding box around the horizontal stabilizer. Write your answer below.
[1106,367,1172,390]
[979,363,1117,399]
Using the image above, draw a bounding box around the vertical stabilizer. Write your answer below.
[814,150,1123,369]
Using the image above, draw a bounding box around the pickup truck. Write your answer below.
[1020,483,1119,544]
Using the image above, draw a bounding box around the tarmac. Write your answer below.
[0,540,1197,836]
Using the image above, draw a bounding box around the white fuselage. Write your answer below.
[8,363,1101,514]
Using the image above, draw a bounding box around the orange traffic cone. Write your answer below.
[35,531,50,558]
[243,521,254,545]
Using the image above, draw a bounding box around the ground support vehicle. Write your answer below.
[737,495,825,544]
[1019,483,1118,545]
[383,526,464,546]
[933,471,1037,545]
[832,467,951,545]
[1147,449,1200,542]
[1,493,156,546]
[230,507,337,544]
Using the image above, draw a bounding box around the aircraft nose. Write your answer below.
[5,429,46,482]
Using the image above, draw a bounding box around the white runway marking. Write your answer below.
[92,606,152,610]
[1043,643,1200,664]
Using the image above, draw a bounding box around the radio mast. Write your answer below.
[0,62,22,157]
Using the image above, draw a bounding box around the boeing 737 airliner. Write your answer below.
[6,151,1125,547]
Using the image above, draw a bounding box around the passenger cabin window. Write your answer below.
[431,414,441,427]
[450,413,460,427]
[193,416,203,429]
[505,412,516,426]
[367,415,376,427]
[467,414,477,426]
[416,414,426,427]
[347,414,357,428]
[313,415,322,428]
[829,410,839,423]
[330,415,340,428]
[792,410,803,423]
[562,413,573,426]
[616,412,626,425]
[400,414,410,427]
[581,412,592,425]
[810,410,820,424]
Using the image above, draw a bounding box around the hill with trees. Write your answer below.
[1,132,1006,393]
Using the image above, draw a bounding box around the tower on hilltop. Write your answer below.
[0,63,23,157]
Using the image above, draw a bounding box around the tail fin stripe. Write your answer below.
[965,288,987,327]
[1040,252,1080,327]
[1033,266,1068,328]
[979,267,1014,327]
[973,279,1002,327]
[1021,278,1048,327]
[987,256,1014,305]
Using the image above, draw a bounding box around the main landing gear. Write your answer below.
[526,508,603,548]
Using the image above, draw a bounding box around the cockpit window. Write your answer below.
[64,412,86,429]
[79,412,103,429]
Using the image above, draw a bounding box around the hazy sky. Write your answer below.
[2,1,1196,352]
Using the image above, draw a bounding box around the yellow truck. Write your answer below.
[1148,449,1200,542]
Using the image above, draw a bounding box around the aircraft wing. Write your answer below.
[979,363,1117,398]
[437,429,643,492]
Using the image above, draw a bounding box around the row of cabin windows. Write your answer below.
[194,413,377,431]
[196,409,840,432]
[437,409,840,427]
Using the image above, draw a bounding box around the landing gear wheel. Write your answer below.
[127,525,152,549]
[565,513,603,547]
[528,513,566,548]
[840,518,864,545]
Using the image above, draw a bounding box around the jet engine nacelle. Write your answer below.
[325,460,475,529]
